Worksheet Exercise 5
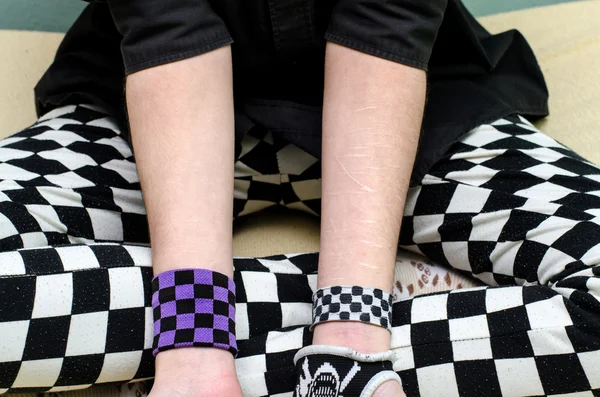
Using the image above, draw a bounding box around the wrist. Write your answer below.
[152,348,242,397]
[155,347,237,383]
[312,321,391,354]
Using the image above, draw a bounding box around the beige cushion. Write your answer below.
[0,31,63,137]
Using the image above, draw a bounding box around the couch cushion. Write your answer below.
[0,30,63,136]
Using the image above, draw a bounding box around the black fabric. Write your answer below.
[106,0,232,75]
[326,0,448,69]
[34,0,549,185]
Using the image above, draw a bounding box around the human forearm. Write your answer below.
[316,43,426,351]
[126,47,241,396]
[126,46,234,277]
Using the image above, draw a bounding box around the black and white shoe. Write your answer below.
[293,345,402,397]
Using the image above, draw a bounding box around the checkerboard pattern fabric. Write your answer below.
[234,125,321,218]
[312,286,393,330]
[0,243,154,394]
[0,106,598,396]
[151,269,237,356]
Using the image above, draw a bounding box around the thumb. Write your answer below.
[371,379,406,397]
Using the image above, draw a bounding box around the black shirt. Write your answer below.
[34,0,549,185]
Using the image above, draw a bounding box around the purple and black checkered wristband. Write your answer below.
[151,269,237,357]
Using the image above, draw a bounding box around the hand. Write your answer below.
[371,380,406,397]
[312,322,406,397]
[150,347,243,397]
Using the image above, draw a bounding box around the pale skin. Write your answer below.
[126,42,425,396]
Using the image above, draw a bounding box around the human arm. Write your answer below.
[97,1,241,394]
[316,41,426,347]
[125,43,240,397]
[311,42,426,397]
[301,2,448,393]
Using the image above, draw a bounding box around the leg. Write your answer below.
[394,115,600,396]
[0,105,283,393]
[0,105,156,393]
[0,104,147,250]
[227,115,600,396]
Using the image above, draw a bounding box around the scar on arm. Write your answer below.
[352,106,378,113]
[358,262,378,270]
[335,153,376,193]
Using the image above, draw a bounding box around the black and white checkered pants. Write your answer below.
[0,105,598,396]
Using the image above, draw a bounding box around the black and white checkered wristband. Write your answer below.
[311,286,393,331]
[152,269,237,357]
[293,345,402,397]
